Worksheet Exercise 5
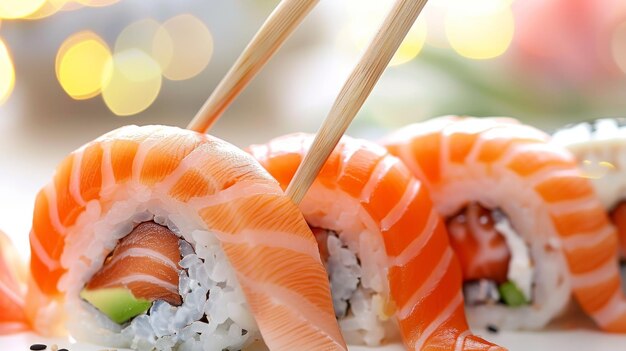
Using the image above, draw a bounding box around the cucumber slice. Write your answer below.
[498,281,528,307]
[80,287,151,324]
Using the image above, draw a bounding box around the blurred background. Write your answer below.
[1,0,626,253]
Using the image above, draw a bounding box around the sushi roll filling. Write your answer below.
[81,221,183,322]
[447,203,534,307]
[64,204,261,351]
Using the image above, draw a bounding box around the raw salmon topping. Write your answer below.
[447,203,511,283]
[86,221,182,306]
[610,202,626,256]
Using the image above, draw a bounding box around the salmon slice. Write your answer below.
[0,230,29,334]
[610,203,626,257]
[382,116,626,332]
[27,125,347,350]
[447,203,511,283]
[249,133,505,350]
[85,221,182,306]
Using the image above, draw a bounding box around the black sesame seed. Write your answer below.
[59,349,68,351]
[242,329,248,336]
[486,325,499,333]
[30,344,47,351]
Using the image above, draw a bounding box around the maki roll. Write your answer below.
[552,118,626,257]
[0,230,29,334]
[26,125,346,350]
[382,116,626,332]
[249,133,504,350]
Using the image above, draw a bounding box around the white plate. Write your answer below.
[2,329,626,351]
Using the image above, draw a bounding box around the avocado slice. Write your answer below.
[498,281,528,307]
[80,287,152,324]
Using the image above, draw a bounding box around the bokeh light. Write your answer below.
[75,0,121,7]
[390,21,427,66]
[0,0,46,19]
[341,0,427,66]
[24,0,70,20]
[152,14,213,81]
[56,31,112,100]
[0,39,15,105]
[445,0,514,60]
[102,49,162,116]
[115,18,161,56]
[612,21,626,74]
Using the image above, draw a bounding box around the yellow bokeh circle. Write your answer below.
[0,0,46,19]
[390,21,427,66]
[152,14,213,81]
[24,0,70,20]
[115,18,161,56]
[56,31,112,100]
[445,0,514,60]
[0,39,15,105]
[102,49,162,116]
[75,0,120,7]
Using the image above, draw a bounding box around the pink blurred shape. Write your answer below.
[513,0,626,84]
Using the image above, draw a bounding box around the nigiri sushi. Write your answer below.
[0,230,29,334]
[26,125,346,350]
[552,118,626,257]
[382,116,626,332]
[249,133,505,350]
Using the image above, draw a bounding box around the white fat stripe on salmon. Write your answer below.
[389,209,439,268]
[454,330,471,351]
[413,289,464,350]
[593,287,626,328]
[43,184,65,236]
[236,274,344,347]
[131,134,161,184]
[99,141,116,196]
[99,247,179,272]
[0,322,29,333]
[213,229,319,260]
[105,273,178,294]
[154,143,211,190]
[570,257,621,288]
[0,278,24,306]
[188,181,281,209]
[466,246,510,273]
[381,179,421,231]
[562,226,614,251]
[69,150,87,207]
[337,142,364,179]
[546,195,604,216]
[525,168,582,190]
[359,157,398,202]
[398,248,454,319]
[395,143,428,182]
[29,231,61,271]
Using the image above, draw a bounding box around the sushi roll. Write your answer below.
[0,230,29,334]
[552,118,626,257]
[26,125,346,350]
[248,133,504,350]
[381,116,626,332]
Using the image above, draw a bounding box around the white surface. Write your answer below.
[2,329,626,350]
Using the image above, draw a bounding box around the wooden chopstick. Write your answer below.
[286,0,429,204]
[187,0,319,133]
